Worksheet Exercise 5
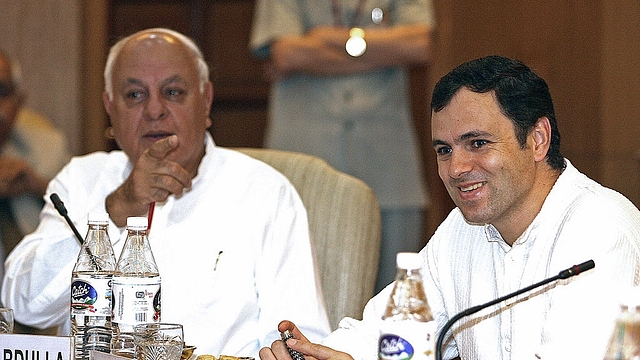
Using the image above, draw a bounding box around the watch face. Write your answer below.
[346,28,367,57]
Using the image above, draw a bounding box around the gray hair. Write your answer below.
[103,28,210,100]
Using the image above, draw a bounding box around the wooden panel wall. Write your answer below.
[600,1,640,208]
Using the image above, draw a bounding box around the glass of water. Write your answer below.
[134,323,184,360]
[0,308,14,333]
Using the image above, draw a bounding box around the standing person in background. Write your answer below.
[0,49,70,295]
[1,28,330,356]
[250,0,435,293]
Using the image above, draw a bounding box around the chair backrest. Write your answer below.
[234,147,382,330]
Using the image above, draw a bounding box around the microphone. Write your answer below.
[50,193,84,245]
[434,259,595,360]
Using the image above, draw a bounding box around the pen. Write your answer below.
[214,251,223,271]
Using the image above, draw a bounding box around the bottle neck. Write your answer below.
[396,267,421,280]
[88,224,108,231]
[127,229,147,237]
[621,304,640,313]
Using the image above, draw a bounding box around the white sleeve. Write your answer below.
[1,181,80,329]
[1,159,113,331]
[254,181,332,346]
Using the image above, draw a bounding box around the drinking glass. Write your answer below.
[0,308,14,333]
[134,323,184,360]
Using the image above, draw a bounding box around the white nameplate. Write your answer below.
[0,334,73,360]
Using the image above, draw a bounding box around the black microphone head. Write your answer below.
[49,193,68,216]
[577,260,596,273]
[558,260,595,279]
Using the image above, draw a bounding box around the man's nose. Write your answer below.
[144,92,167,121]
[448,151,473,179]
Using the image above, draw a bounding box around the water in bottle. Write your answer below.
[111,216,161,358]
[378,252,436,360]
[71,212,117,360]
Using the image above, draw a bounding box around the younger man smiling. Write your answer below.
[259,56,640,360]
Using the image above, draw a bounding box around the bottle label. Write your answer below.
[378,320,436,360]
[70,274,112,316]
[111,276,161,330]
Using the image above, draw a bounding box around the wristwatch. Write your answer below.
[345,27,366,57]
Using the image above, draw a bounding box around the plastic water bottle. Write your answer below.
[111,216,161,358]
[71,212,117,360]
[602,288,640,359]
[378,252,436,360]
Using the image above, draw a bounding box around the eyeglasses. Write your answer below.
[0,82,16,98]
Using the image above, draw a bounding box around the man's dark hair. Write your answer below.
[431,55,565,170]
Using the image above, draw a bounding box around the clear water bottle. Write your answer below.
[111,216,161,358]
[378,252,436,360]
[71,212,117,360]
[603,288,640,359]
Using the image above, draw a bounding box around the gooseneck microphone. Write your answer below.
[434,259,595,360]
[50,193,84,245]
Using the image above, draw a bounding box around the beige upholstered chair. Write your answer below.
[234,147,382,330]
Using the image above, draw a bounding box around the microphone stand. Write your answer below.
[434,260,595,360]
[50,193,84,245]
[50,193,101,269]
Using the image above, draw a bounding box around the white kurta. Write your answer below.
[1,134,331,357]
[323,160,640,360]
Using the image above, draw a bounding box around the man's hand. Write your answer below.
[259,321,354,360]
[106,135,193,226]
[0,156,48,198]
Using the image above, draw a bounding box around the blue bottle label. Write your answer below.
[379,334,415,360]
[378,320,436,360]
[71,275,112,316]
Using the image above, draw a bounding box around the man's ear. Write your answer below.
[203,81,213,129]
[532,116,552,162]
[102,91,112,118]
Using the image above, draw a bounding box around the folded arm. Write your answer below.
[268,24,432,79]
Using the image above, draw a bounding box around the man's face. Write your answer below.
[431,88,539,228]
[0,56,22,147]
[103,33,213,175]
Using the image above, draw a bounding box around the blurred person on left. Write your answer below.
[0,49,70,290]
[1,28,330,356]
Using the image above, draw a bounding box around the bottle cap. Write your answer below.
[126,216,148,230]
[88,212,109,224]
[618,286,640,308]
[396,252,422,270]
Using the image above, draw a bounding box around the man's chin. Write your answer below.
[462,217,485,226]
[459,208,489,226]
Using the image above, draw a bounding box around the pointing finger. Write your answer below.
[147,135,179,160]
